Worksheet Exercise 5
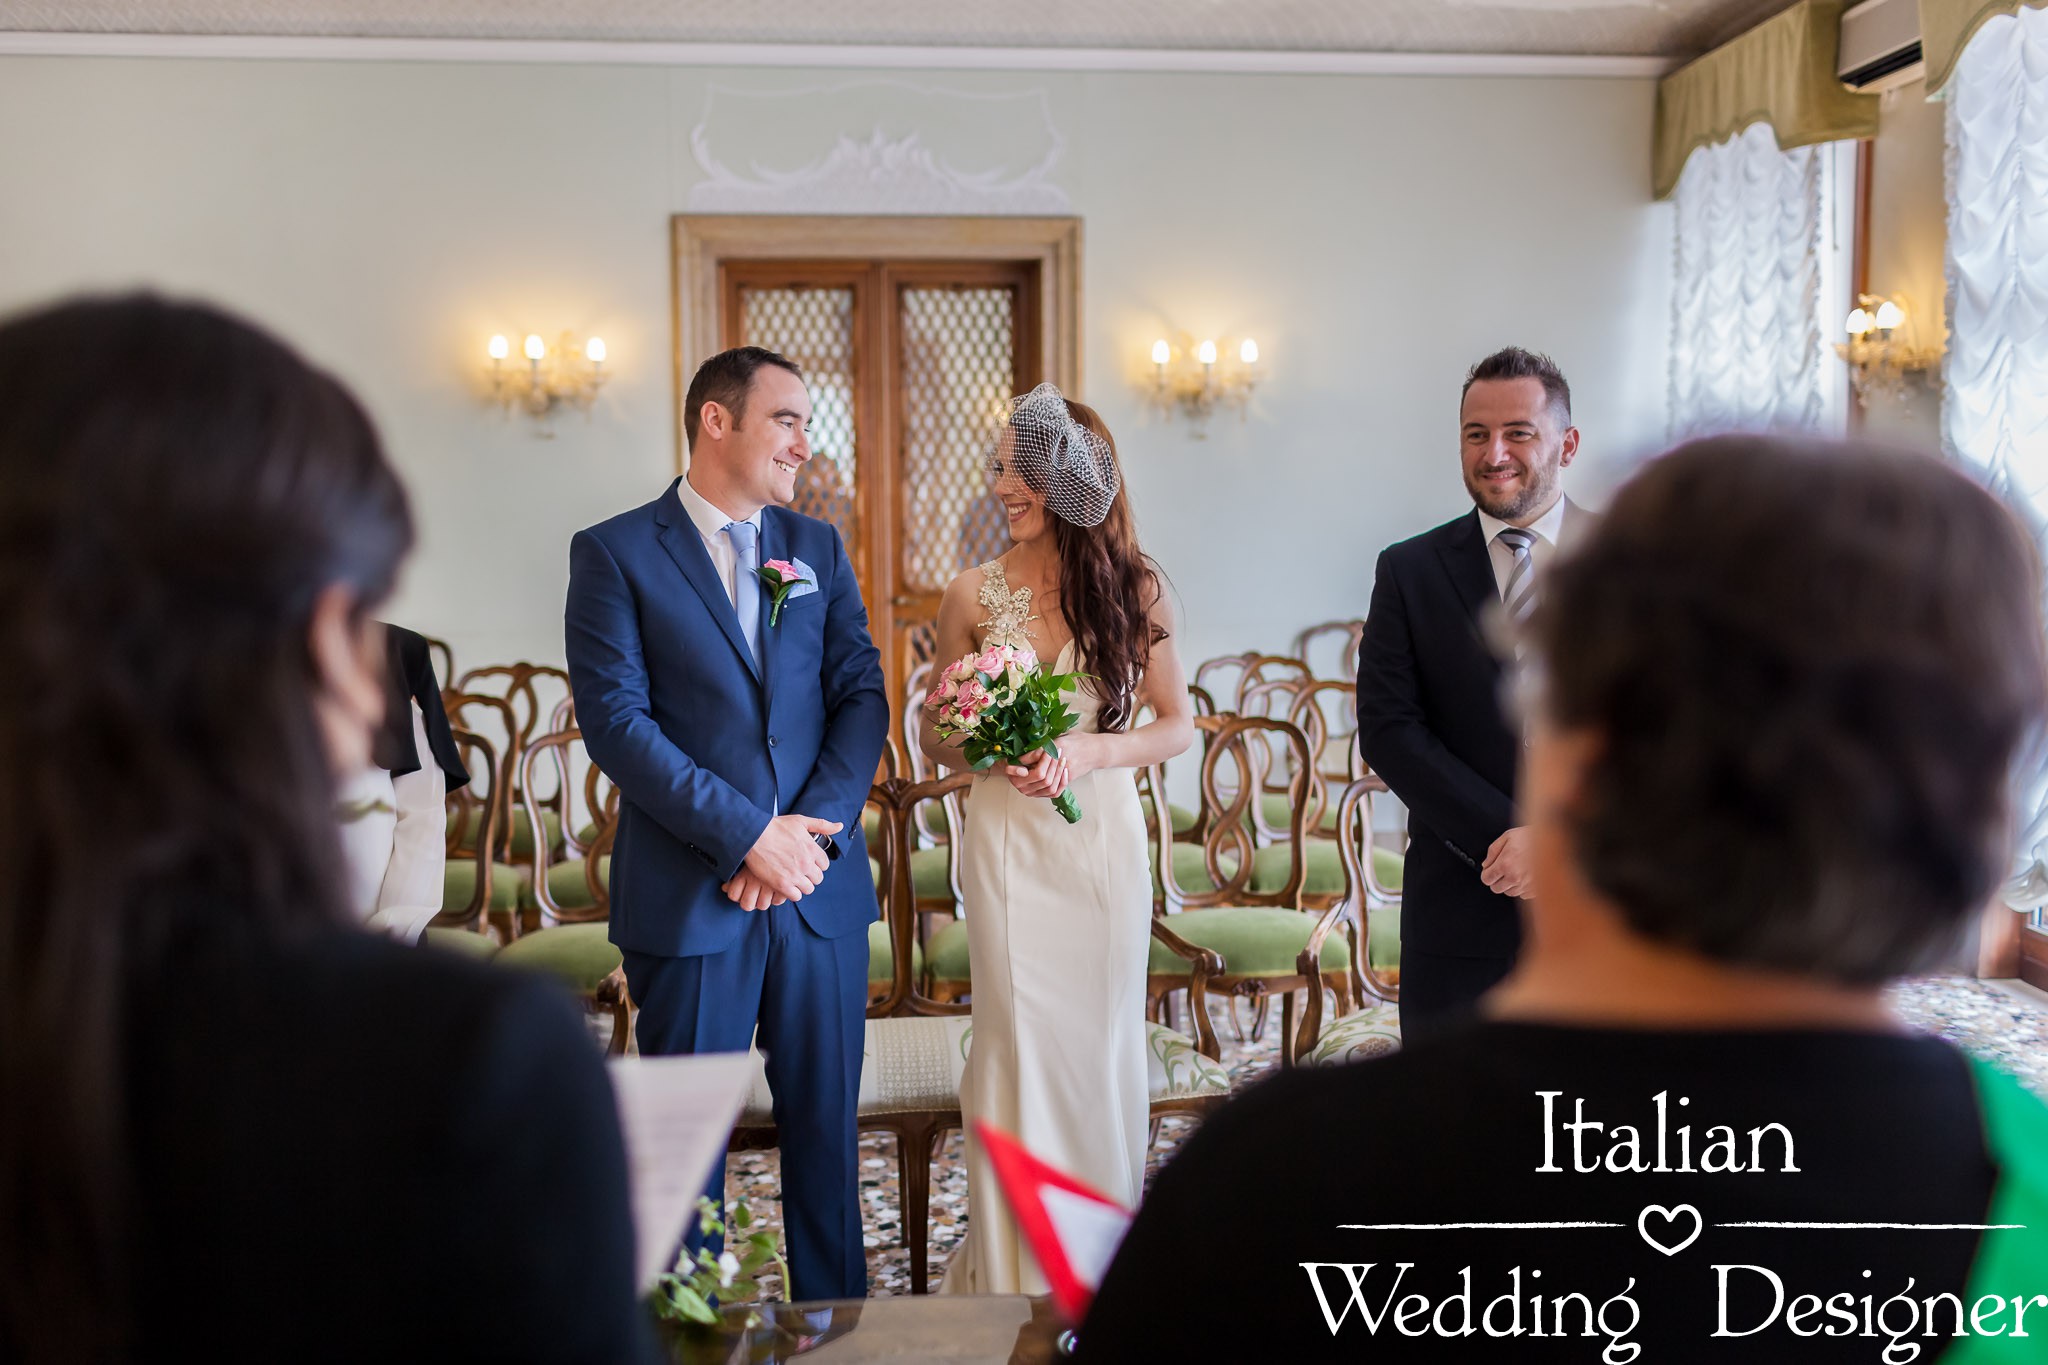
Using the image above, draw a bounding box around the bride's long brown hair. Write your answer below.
[1041,399,1166,733]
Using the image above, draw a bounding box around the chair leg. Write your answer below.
[899,1117,941,1295]
[1280,991,1296,1068]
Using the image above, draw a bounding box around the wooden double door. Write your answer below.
[720,258,1044,722]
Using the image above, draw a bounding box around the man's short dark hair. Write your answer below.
[1463,346,1572,424]
[1531,436,2047,984]
[683,346,803,450]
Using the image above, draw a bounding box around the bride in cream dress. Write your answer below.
[920,384,1194,1295]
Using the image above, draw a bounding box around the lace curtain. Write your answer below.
[1943,4,2048,908]
[1669,122,1829,439]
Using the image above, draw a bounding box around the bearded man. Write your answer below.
[1356,346,1596,1041]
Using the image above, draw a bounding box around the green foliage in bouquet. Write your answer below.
[648,1197,787,1333]
[961,662,1088,824]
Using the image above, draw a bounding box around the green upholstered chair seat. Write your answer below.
[1364,904,1401,971]
[536,855,610,912]
[1258,792,1341,837]
[927,918,971,984]
[867,919,925,984]
[909,846,954,901]
[1304,1003,1403,1067]
[736,1016,1222,1126]
[493,922,622,993]
[1146,1022,1232,1099]
[1147,906,1351,977]
[421,926,499,958]
[1152,842,1239,897]
[862,807,882,844]
[455,806,563,861]
[1247,842,1405,898]
[442,859,525,915]
[868,857,882,888]
[1169,803,1197,837]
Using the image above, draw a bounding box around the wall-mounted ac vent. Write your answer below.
[1839,0,1926,90]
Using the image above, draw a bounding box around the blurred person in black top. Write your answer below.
[0,295,658,1365]
[1080,436,2048,1362]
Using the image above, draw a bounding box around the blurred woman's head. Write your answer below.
[1523,436,2047,985]
[0,293,411,1361]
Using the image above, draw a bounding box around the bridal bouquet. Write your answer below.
[925,644,1087,823]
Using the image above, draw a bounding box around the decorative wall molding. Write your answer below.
[686,82,1070,215]
[0,32,1674,77]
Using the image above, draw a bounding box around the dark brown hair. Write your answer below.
[683,346,804,449]
[1530,435,2046,983]
[1044,400,1166,733]
[1463,346,1572,423]
[0,294,411,1362]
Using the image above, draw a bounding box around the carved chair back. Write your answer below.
[441,691,518,863]
[1291,619,1365,681]
[1153,714,1312,912]
[519,728,619,928]
[1335,776,1403,1005]
[422,635,456,692]
[430,725,499,933]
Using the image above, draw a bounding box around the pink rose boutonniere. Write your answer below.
[756,558,814,627]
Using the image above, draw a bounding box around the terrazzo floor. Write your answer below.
[710,976,2048,1300]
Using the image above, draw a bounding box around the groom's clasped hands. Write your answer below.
[722,812,843,911]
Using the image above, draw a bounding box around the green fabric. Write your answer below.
[421,926,499,958]
[539,855,611,911]
[493,922,622,992]
[1653,0,1879,199]
[1943,1059,2048,1361]
[867,919,925,984]
[910,846,954,901]
[869,857,882,888]
[1259,793,1340,837]
[455,806,563,861]
[1366,904,1402,971]
[862,808,882,844]
[928,918,971,984]
[1153,842,1239,897]
[442,859,523,915]
[1147,906,1352,977]
[1169,803,1197,837]
[1924,0,2048,94]
[1248,842,1406,897]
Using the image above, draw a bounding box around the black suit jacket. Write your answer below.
[125,925,660,1364]
[1356,504,1589,960]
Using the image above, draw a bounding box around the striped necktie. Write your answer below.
[723,520,762,665]
[1497,525,1540,628]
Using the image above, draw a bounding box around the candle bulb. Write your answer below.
[1197,339,1218,367]
[1873,300,1904,333]
[586,336,607,366]
[488,334,509,363]
[1240,339,1259,365]
[524,334,545,362]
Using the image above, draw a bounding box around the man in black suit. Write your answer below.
[1357,346,1589,1040]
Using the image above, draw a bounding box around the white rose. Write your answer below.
[717,1251,741,1287]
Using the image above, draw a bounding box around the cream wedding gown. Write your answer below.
[938,560,1153,1296]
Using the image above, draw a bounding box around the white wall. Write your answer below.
[0,54,1673,676]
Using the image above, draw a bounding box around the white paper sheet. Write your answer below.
[607,1051,757,1288]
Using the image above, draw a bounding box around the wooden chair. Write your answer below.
[439,691,525,943]
[1148,714,1354,1068]
[734,773,1230,1295]
[423,726,500,940]
[1288,776,1408,1069]
[1291,619,1365,682]
[1191,651,1309,714]
[453,663,574,862]
[518,728,618,933]
[422,635,456,692]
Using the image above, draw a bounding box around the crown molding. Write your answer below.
[0,31,1674,78]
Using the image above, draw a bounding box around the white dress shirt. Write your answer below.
[1476,495,1569,601]
[676,473,762,609]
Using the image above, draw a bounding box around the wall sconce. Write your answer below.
[485,330,609,427]
[1142,332,1262,430]
[1834,295,1939,408]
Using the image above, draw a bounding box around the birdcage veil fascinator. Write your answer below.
[983,382,1121,529]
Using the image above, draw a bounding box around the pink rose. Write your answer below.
[763,559,804,582]
[945,656,977,685]
[974,647,1007,677]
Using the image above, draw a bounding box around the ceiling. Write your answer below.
[2,0,1798,60]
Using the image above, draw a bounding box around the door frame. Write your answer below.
[670,214,1084,475]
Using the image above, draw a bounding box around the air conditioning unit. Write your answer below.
[1839,0,1925,90]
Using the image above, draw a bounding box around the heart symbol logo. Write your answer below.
[1637,1203,1703,1257]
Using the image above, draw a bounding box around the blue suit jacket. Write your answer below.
[564,482,888,959]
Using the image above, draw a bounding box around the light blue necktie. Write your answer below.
[723,520,762,665]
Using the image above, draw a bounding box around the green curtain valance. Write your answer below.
[1923,0,2048,93]
[1653,0,1880,200]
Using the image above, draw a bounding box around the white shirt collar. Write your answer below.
[1478,495,1568,549]
[676,471,761,542]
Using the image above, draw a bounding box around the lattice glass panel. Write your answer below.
[899,287,1016,592]
[739,287,858,542]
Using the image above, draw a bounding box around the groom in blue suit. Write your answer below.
[565,346,888,1300]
